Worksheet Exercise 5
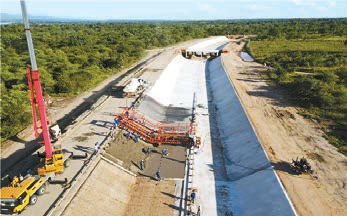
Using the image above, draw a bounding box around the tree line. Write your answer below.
[1,19,347,145]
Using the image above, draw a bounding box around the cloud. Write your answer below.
[290,0,338,10]
[249,4,270,11]
[197,3,217,14]
[292,0,302,4]
[328,0,336,7]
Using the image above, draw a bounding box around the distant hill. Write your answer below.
[0,13,88,24]
[0,13,172,24]
[0,13,192,24]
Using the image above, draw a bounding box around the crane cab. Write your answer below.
[0,175,46,214]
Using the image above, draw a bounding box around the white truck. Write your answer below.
[49,124,61,142]
[123,78,149,97]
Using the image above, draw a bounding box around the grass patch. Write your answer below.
[250,37,347,154]
[249,39,347,61]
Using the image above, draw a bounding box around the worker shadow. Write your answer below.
[62,149,73,154]
[137,172,156,180]
[90,131,108,137]
[161,191,180,199]
[73,145,94,154]
[162,156,185,164]
[131,160,141,170]
[271,161,298,175]
[163,203,182,211]
[141,148,159,155]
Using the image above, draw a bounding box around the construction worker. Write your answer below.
[126,131,131,139]
[94,142,100,154]
[193,136,197,147]
[146,147,152,156]
[140,160,145,170]
[130,102,135,109]
[162,148,168,156]
[134,133,139,142]
[190,190,196,204]
[114,118,120,128]
[197,206,201,216]
[155,169,161,181]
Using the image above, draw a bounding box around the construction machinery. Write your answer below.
[291,157,313,175]
[114,108,201,146]
[0,175,48,214]
[0,1,64,213]
[49,124,62,142]
[123,78,149,97]
[181,48,221,59]
[1,1,89,214]
[21,0,65,176]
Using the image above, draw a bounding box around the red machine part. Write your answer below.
[21,0,53,158]
[115,108,200,146]
[26,68,39,138]
[27,68,53,158]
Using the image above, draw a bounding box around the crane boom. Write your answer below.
[20,0,53,158]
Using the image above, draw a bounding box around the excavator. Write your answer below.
[0,1,73,213]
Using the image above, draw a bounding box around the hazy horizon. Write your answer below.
[1,0,346,21]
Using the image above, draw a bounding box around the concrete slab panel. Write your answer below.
[207,57,296,216]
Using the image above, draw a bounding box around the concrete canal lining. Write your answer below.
[206,56,296,215]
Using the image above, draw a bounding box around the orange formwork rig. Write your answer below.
[114,108,201,147]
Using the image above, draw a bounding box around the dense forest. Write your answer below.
[1,19,347,152]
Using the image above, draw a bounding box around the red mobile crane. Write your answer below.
[20,0,64,176]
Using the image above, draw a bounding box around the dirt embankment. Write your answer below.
[61,159,176,216]
[222,41,347,216]
[124,178,176,216]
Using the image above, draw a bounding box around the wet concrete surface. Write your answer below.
[107,132,186,179]
[140,145,186,179]
[138,96,191,123]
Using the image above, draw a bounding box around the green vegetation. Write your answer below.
[1,23,209,140]
[1,19,347,152]
[249,37,347,154]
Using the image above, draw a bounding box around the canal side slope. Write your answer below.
[206,56,296,215]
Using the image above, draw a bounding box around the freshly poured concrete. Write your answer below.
[138,56,204,122]
[138,36,229,122]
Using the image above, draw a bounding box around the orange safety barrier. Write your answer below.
[115,108,199,146]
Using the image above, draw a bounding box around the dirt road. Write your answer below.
[221,40,347,216]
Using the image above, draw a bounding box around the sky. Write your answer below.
[1,0,346,20]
